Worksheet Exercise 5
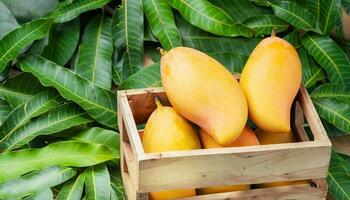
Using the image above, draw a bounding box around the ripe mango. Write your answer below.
[255,129,309,188]
[198,126,259,194]
[240,35,302,133]
[142,100,200,199]
[160,47,248,145]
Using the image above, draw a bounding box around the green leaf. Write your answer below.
[283,29,299,48]
[0,99,11,126]
[0,1,19,40]
[42,18,80,66]
[270,0,319,33]
[168,0,253,37]
[20,55,118,129]
[209,0,272,23]
[28,35,49,55]
[0,18,53,72]
[110,173,125,199]
[0,141,117,182]
[119,62,161,89]
[0,89,64,147]
[112,0,144,81]
[143,0,182,50]
[312,98,350,132]
[177,16,260,56]
[24,189,53,200]
[298,47,326,88]
[0,73,45,108]
[327,150,350,200]
[207,52,248,73]
[243,15,289,36]
[50,0,112,23]
[0,166,76,199]
[75,14,113,90]
[308,0,341,35]
[302,35,350,85]
[84,163,110,200]
[56,173,85,200]
[63,127,119,153]
[323,120,349,137]
[2,0,57,23]
[311,84,350,104]
[3,102,93,151]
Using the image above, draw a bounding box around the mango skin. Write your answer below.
[255,129,309,187]
[142,103,200,199]
[161,47,248,145]
[240,36,302,133]
[199,126,259,194]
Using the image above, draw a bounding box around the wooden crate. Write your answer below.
[117,83,332,200]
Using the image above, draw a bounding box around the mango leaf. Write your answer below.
[312,98,350,132]
[110,173,125,199]
[0,89,64,147]
[3,102,93,151]
[207,52,248,73]
[323,120,349,137]
[311,84,350,104]
[0,18,53,72]
[177,16,260,56]
[62,127,119,152]
[0,141,117,182]
[0,73,45,108]
[119,62,161,89]
[75,14,113,90]
[283,29,299,48]
[56,173,85,200]
[84,163,110,200]
[28,35,49,55]
[112,0,143,81]
[209,0,272,24]
[302,35,350,85]
[0,1,19,40]
[1,0,57,23]
[270,0,319,33]
[243,15,289,36]
[327,150,350,200]
[0,99,11,126]
[168,0,253,37]
[50,0,112,23]
[143,0,182,50]
[298,47,326,88]
[308,0,341,35]
[0,166,76,199]
[20,55,118,129]
[24,189,53,200]
[144,23,158,42]
[42,18,80,66]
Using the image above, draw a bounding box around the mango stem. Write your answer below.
[157,47,167,56]
[271,27,276,37]
[155,96,163,109]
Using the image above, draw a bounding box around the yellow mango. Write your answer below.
[198,126,259,194]
[255,129,309,188]
[240,34,302,133]
[160,47,248,145]
[142,100,200,199]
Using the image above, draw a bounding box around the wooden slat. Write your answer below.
[293,102,310,142]
[177,179,327,200]
[123,141,140,188]
[138,142,329,192]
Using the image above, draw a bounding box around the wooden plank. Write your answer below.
[118,92,145,157]
[123,141,140,189]
[298,85,330,143]
[331,135,350,156]
[177,180,327,200]
[138,142,330,192]
[121,169,148,200]
[293,102,310,142]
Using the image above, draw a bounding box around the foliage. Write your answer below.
[0,0,349,198]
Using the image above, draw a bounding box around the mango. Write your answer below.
[255,129,309,188]
[142,99,200,199]
[160,47,248,145]
[198,126,259,194]
[240,34,302,133]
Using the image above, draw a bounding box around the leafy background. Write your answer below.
[0,0,349,199]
